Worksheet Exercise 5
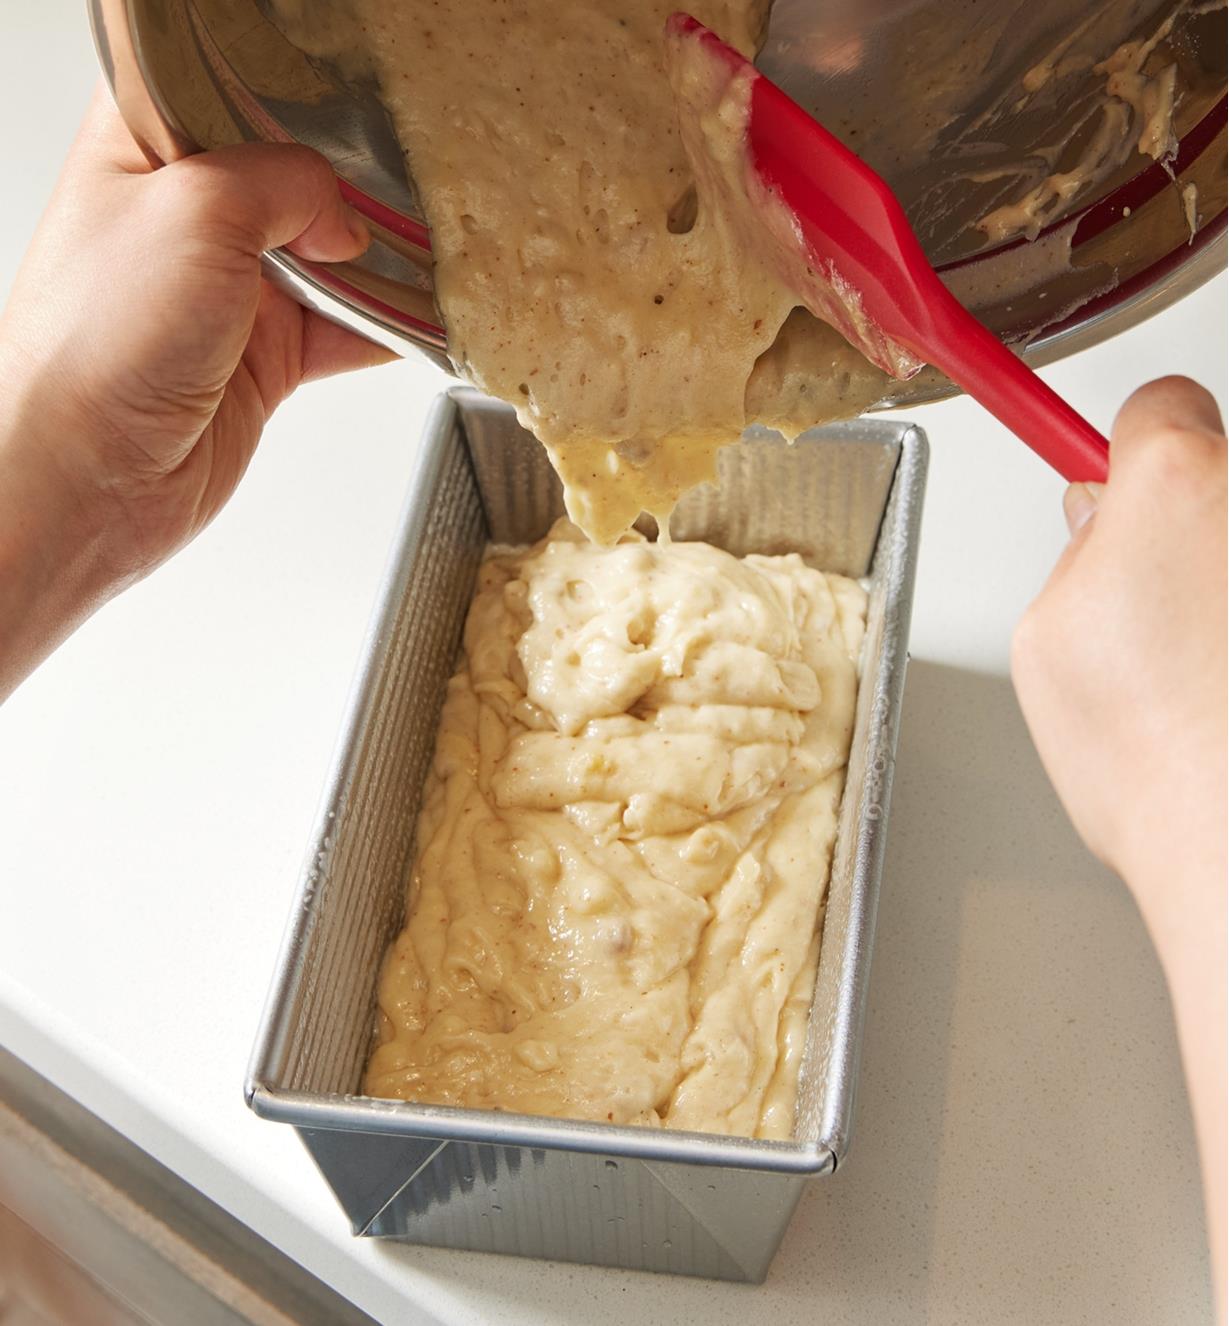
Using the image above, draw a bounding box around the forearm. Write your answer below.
[1132,826,1227,1316]
[0,379,124,702]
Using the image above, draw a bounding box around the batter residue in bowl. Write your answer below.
[364,521,867,1138]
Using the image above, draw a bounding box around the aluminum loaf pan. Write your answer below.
[246,389,929,1282]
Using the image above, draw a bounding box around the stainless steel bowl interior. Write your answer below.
[89,0,1226,400]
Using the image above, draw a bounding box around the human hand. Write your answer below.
[1011,376,1226,899]
[1011,374,1226,1314]
[0,87,393,698]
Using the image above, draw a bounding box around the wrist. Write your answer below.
[1120,786,1226,968]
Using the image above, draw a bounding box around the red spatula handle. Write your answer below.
[667,12,1111,484]
[910,271,1110,483]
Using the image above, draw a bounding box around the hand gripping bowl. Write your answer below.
[242,389,927,1281]
[90,0,1226,397]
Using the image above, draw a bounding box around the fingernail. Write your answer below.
[1063,481,1102,535]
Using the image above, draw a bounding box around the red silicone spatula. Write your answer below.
[666,14,1110,483]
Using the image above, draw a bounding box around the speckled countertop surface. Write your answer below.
[0,6,1223,1324]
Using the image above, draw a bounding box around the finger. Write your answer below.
[1063,481,1103,536]
[154,141,371,264]
[1111,376,1227,462]
[299,310,399,383]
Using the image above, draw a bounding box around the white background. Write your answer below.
[0,6,1225,1323]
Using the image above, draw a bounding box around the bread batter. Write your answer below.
[364,522,866,1138]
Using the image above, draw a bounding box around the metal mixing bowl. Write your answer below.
[89,0,1226,402]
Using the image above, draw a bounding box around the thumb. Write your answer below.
[153,141,370,264]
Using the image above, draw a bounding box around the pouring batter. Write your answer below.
[269,0,890,541]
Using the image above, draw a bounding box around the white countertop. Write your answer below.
[1,9,1223,1324]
